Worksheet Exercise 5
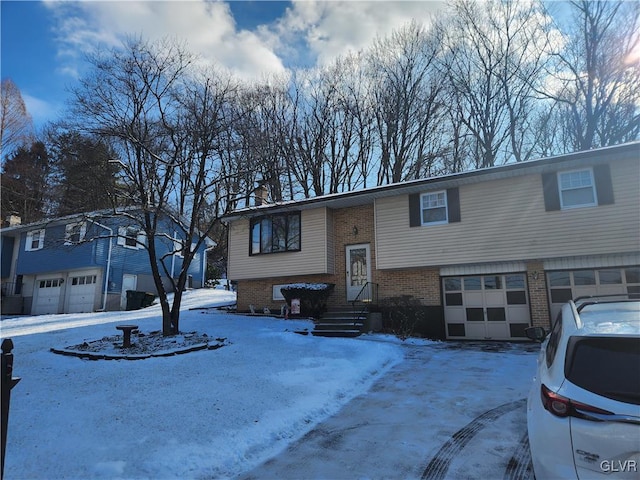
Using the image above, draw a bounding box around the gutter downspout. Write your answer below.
[204,245,216,287]
[171,231,177,281]
[87,219,113,311]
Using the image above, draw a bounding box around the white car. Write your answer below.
[526,296,640,479]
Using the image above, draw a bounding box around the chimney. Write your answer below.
[5,215,21,227]
[254,184,269,206]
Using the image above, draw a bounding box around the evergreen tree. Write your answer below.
[1,141,51,223]
[47,130,121,216]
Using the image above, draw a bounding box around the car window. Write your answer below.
[565,336,640,405]
[545,311,563,368]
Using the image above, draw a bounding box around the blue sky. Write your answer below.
[1,1,445,131]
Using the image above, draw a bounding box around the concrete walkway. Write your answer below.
[239,341,537,480]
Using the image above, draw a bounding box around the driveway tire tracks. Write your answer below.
[504,431,533,480]
[421,398,529,480]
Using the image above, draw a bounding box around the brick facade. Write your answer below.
[526,260,551,328]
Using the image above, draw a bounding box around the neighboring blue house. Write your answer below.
[0,210,214,315]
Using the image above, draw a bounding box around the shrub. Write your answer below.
[280,283,335,319]
[379,295,446,341]
[379,295,425,340]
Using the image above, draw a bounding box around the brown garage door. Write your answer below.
[443,273,531,340]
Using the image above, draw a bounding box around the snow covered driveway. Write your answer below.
[241,341,538,480]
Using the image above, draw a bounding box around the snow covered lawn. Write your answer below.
[1,289,404,479]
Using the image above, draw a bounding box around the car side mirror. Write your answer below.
[525,326,547,342]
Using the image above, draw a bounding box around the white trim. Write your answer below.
[420,190,448,226]
[543,253,640,270]
[173,238,184,258]
[272,284,287,301]
[440,262,527,276]
[25,229,45,251]
[118,226,144,249]
[64,222,87,245]
[558,167,597,210]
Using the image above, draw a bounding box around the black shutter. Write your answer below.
[409,193,421,227]
[447,188,461,223]
[593,164,615,205]
[542,173,561,211]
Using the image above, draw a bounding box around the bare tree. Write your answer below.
[70,38,239,335]
[230,76,298,204]
[322,53,376,192]
[540,0,640,151]
[367,21,446,184]
[1,78,34,159]
[439,0,554,167]
[332,52,376,189]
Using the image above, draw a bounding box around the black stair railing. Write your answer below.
[351,282,379,319]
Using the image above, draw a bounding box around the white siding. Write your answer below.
[376,159,640,270]
[543,253,640,270]
[228,208,332,280]
[440,262,526,276]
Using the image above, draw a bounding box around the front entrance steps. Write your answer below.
[311,305,368,337]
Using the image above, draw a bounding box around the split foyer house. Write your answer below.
[224,142,640,341]
[1,210,214,316]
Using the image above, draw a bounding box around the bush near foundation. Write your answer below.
[380,295,445,341]
[280,283,335,319]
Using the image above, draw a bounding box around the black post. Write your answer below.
[1,339,21,480]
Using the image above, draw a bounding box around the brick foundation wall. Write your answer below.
[237,274,335,313]
[376,268,441,305]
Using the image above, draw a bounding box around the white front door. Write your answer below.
[121,274,137,310]
[346,244,371,302]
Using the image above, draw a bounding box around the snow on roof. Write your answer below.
[578,302,640,335]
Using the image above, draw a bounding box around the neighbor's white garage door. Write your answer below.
[33,277,63,315]
[547,266,640,321]
[67,272,99,313]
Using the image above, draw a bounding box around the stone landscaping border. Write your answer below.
[50,342,225,361]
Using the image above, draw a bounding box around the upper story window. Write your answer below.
[558,168,597,209]
[421,191,448,225]
[65,222,86,245]
[26,229,45,251]
[409,188,460,228]
[542,164,613,212]
[173,238,185,258]
[250,212,301,255]
[117,226,145,249]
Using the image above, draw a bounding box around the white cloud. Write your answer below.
[264,0,446,66]
[44,0,288,81]
[43,0,446,82]
[22,93,62,129]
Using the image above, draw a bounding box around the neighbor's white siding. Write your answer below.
[375,158,640,270]
[228,207,333,280]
